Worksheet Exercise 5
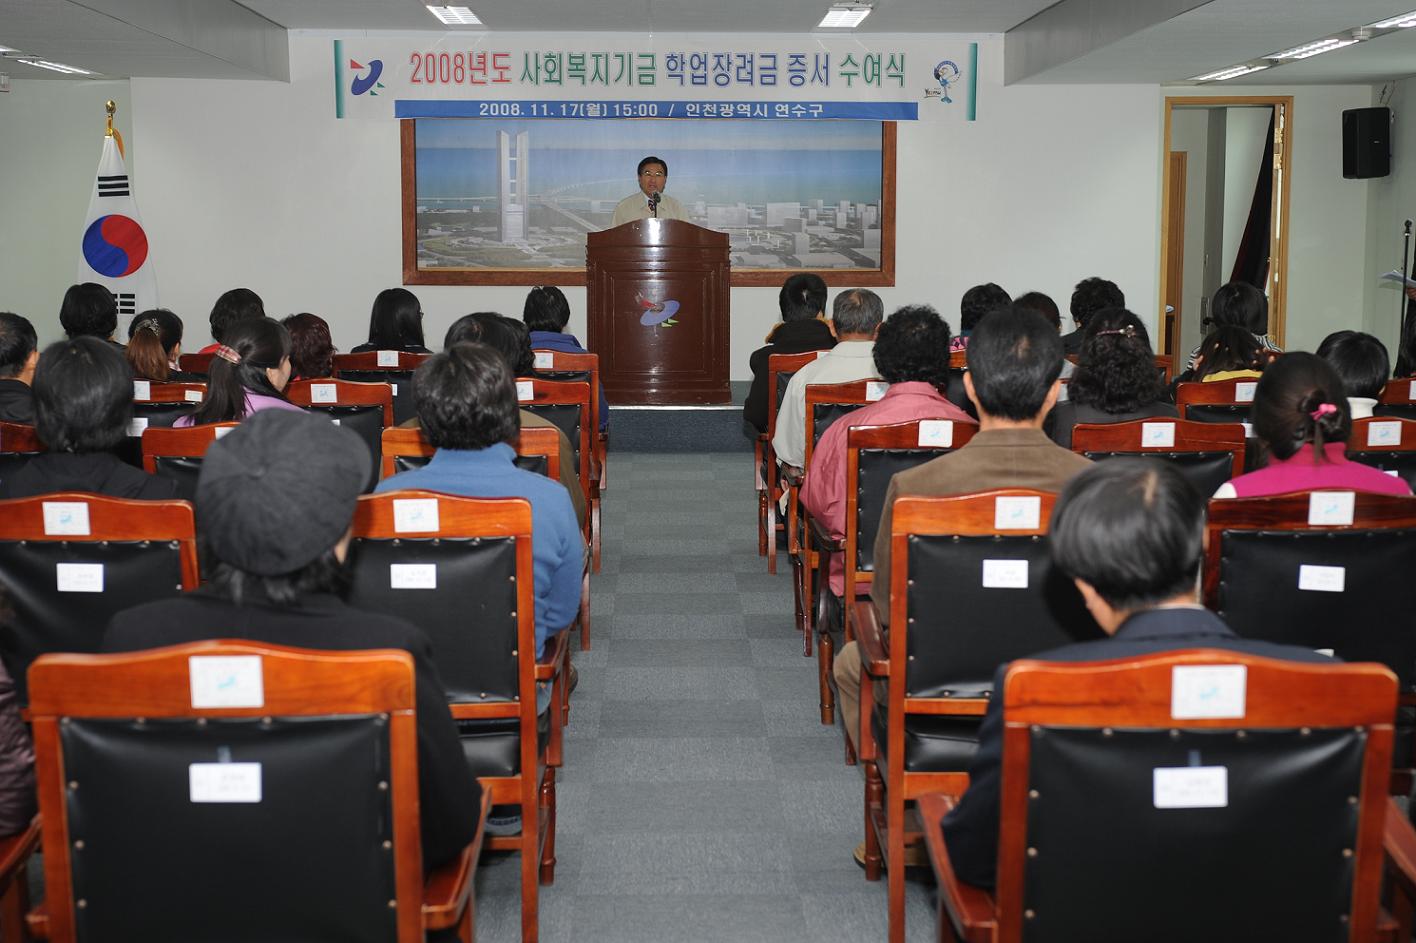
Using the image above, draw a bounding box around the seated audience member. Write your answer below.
[772,289,885,469]
[197,288,265,355]
[0,313,38,424]
[1186,281,1281,370]
[1061,277,1125,355]
[1396,293,1416,377]
[523,285,610,432]
[1189,325,1267,382]
[0,338,176,499]
[1316,329,1388,419]
[178,318,303,427]
[833,306,1090,753]
[101,409,480,872]
[940,460,1336,889]
[352,288,430,354]
[281,312,337,381]
[377,343,584,663]
[1214,352,1411,499]
[949,282,1011,352]
[1048,307,1178,448]
[125,309,198,382]
[1015,290,1074,378]
[743,274,835,434]
[800,305,975,599]
[59,283,119,345]
[0,590,33,838]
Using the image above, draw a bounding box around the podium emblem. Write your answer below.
[636,291,682,327]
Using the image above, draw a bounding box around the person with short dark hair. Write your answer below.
[743,273,836,433]
[950,282,1011,352]
[1048,307,1177,448]
[1061,276,1125,355]
[522,286,609,432]
[125,308,194,382]
[611,155,688,226]
[281,313,337,381]
[1185,281,1282,370]
[0,337,176,499]
[351,288,430,355]
[939,460,1336,889]
[0,313,39,424]
[197,288,265,354]
[101,409,481,873]
[1214,352,1410,499]
[1190,325,1266,382]
[178,318,303,427]
[58,283,118,343]
[1317,329,1389,419]
[1013,291,1061,330]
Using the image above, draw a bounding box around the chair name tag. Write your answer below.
[393,498,439,533]
[1241,421,1254,438]
[815,350,829,360]
[1409,380,1416,401]
[981,559,1028,589]
[189,655,265,708]
[1141,422,1175,449]
[330,419,340,426]
[128,418,148,437]
[43,501,90,536]
[390,563,437,589]
[917,420,953,448]
[1298,564,1345,593]
[1056,383,1069,403]
[377,350,400,367]
[534,351,555,370]
[190,763,262,803]
[55,563,103,593]
[390,384,398,396]
[1171,665,1246,719]
[310,383,338,404]
[994,495,1041,530]
[133,380,151,399]
[1367,421,1402,447]
[185,389,204,402]
[1153,766,1227,809]
[865,381,888,402]
[1308,491,1355,526]
[214,426,233,439]
[517,380,535,402]
[1234,382,1257,402]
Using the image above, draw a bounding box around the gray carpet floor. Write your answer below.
[471,452,937,942]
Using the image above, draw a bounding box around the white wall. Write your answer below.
[1364,79,1416,356]
[1219,106,1271,277]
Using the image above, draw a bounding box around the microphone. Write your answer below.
[649,191,660,218]
[1406,219,1413,234]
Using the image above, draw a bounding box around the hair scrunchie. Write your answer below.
[214,345,242,365]
[1309,402,1337,421]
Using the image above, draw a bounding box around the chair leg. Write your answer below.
[766,497,778,574]
[590,497,602,575]
[519,794,541,943]
[818,628,835,725]
[578,573,591,650]
[888,789,907,943]
[864,761,884,882]
[800,550,815,656]
[538,766,557,886]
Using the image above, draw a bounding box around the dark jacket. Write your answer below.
[1047,399,1180,449]
[0,381,34,425]
[0,452,178,500]
[349,343,432,355]
[103,589,482,871]
[743,320,837,433]
[0,659,34,837]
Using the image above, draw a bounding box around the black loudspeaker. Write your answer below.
[1343,107,1391,179]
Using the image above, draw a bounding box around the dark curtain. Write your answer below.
[1229,109,1275,288]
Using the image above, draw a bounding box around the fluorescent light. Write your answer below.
[1372,10,1416,28]
[0,46,17,54]
[427,5,483,25]
[1191,64,1269,82]
[1270,37,1358,60]
[818,4,872,28]
[18,59,92,75]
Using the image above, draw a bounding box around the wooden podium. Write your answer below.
[586,219,730,405]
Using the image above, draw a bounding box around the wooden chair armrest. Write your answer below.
[854,601,889,676]
[919,793,997,942]
[1386,796,1416,901]
[422,789,490,930]
[535,631,570,682]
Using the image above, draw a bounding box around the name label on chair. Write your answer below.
[189,762,262,803]
[816,350,830,360]
[128,418,148,437]
[377,350,400,367]
[189,655,265,708]
[1367,421,1403,448]
[393,498,439,533]
[133,380,151,400]
[1171,665,1246,719]
[534,351,555,370]
[55,563,103,593]
[917,420,953,448]
[1141,422,1176,449]
[43,502,91,536]
[865,381,888,402]
[1057,383,1069,403]
[981,559,1028,589]
[1241,421,1254,438]
[185,389,205,402]
[516,380,535,402]
[1409,380,1416,402]
[310,383,338,404]
[1298,564,1346,593]
[994,495,1041,530]
[214,426,233,439]
[1308,491,1355,526]
[390,563,437,589]
[1153,766,1227,809]
[1234,382,1257,403]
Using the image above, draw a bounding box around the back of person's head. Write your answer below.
[33,337,132,453]
[59,283,117,340]
[1316,330,1389,400]
[523,286,572,333]
[415,343,519,451]
[873,305,952,387]
[1397,314,1416,378]
[778,273,828,323]
[831,288,885,337]
[126,308,183,351]
[0,313,38,380]
[1194,325,1264,379]
[1251,351,1350,460]
[189,317,291,425]
[500,316,537,376]
[1051,460,1205,611]
[282,313,336,380]
[1014,291,1061,330]
[965,305,1064,421]
[368,288,425,349]
[125,310,179,381]
[443,312,533,376]
[1069,277,1125,330]
[208,288,265,344]
[1209,281,1268,335]
[959,282,1011,333]
[1067,308,1164,413]
[198,409,369,605]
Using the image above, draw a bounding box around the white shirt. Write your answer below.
[771,340,879,468]
[1348,396,1376,420]
[611,192,688,227]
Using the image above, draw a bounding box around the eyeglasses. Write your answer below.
[639,170,666,178]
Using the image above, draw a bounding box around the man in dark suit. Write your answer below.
[940,459,1335,889]
[742,272,835,434]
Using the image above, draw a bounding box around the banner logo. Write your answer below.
[351,58,385,97]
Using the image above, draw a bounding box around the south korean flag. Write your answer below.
[78,134,157,333]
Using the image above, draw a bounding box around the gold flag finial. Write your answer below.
[105,100,116,137]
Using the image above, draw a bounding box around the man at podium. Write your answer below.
[611,156,689,227]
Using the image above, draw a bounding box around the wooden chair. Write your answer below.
[920,650,1407,943]
[1375,377,1416,421]
[1349,417,1416,489]
[515,377,600,574]
[1069,418,1246,497]
[0,818,39,943]
[0,422,43,482]
[129,380,207,431]
[333,351,431,426]
[286,378,395,490]
[0,492,198,703]
[759,350,824,572]
[1174,378,1260,424]
[140,422,240,500]
[533,348,608,493]
[347,493,563,943]
[855,490,1098,943]
[26,641,483,943]
[176,352,215,376]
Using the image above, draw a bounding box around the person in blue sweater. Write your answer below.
[522,285,609,432]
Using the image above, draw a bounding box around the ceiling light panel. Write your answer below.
[19,59,93,75]
[1371,10,1416,28]
[818,5,872,28]
[1269,37,1358,60]
[427,6,483,26]
[1191,64,1269,82]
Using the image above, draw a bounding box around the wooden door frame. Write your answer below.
[1160,95,1293,350]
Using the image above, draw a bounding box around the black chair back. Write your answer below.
[854,449,941,573]
[391,453,546,477]
[810,401,867,450]
[151,455,204,501]
[337,369,416,424]
[305,404,383,491]
[521,403,583,473]
[1080,450,1236,497]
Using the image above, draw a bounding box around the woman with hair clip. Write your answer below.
[1213,352,1411,498]
[1188,324,1269,383]
[125,309,201,382]
[176,317,303,427]
[1048,307,1177,449]
[351,288,430,354]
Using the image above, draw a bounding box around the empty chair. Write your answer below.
[1174,377,1260,425]
[129,380,206,433]
[1376,378,1416,422]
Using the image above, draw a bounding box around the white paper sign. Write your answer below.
[132,380,151,399]
[1299,564,1346,593]
[981,559,1029,589]
[995,495,1041,530]
[1234,382,1257,403]
[390,384,398,396]
[184,389,204,403]
[376,350,399,367]
[393,498,439,533]
[330,418,341,426]
[42,502,91,536]
[1387,469,1402,478]
[917,420,953,448]
[390,563,437,589]
[815,350,830,360]
[55,563,103,593]
[864,381,888,402]
[1366,421,1403,448]
[1241,421,1254,438]
[189,762,262,803]
[127,417,148,437]
[1153,766,1228,809]
[189,655,265,708]
[534,351,555,370]
[1141,422,1176,449]
[1057,383,1070,403]
[516,380,535,402]
[1308,491,1355,526]
[1409,380,1416,402]
[214,426,233,439]
[309,383,338,404]
[1171,664,1246,719]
